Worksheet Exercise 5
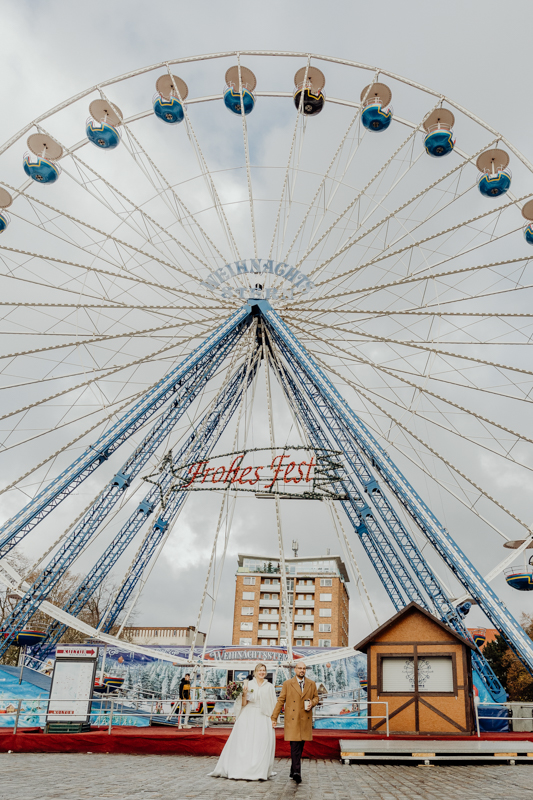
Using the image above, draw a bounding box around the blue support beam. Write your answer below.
[100,359,258,632]
[0,307,250,557]
[262,304,533,681]
[0,310,253,659]
[28,358,256,661]
[271,330,505,700]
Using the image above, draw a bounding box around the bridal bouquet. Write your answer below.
[226,681,244,701]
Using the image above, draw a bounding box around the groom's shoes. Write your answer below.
[292,773,302,784]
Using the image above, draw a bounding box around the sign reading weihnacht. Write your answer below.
[200,259,315,301]
[143,447,347,509]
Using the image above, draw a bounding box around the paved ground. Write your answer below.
[1,754,532,799]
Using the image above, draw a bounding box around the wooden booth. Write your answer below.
[355,602,476,735]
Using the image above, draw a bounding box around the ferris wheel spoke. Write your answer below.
[285,313,533,386]
[0,331,220,425]
[236,56,258,259]
[288,250,532,310]
[291,320,533,457]
[307,346,530,531]
[0,238,218,308]
[311,201,524,301]
[98,90,227,265]
[58,155,210,283]
[314,189,530,294]
[283,78,375,264]
[294,112,441,278]
[0,315,224,363]
[175,79,242,262]
[303,135,499,287]
[286,307,533,348]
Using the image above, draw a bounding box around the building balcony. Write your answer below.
[259,598,280,608]
[294,599,315,608]
[258,613,279,622]
[294,614,314,623]
[261,584,281,592]
[295,584,315,592]
[257,629,278,638]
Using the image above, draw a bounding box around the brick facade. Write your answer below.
[232,554,349,648]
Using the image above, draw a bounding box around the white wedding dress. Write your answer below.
[208,678,277,780]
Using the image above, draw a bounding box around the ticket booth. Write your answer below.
[355,602,476,735]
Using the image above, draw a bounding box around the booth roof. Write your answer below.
[354,602,476,653]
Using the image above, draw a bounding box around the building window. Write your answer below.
[241,607,254,616]
[270,639,277,645]
[243,576,256,585]
[263,593,270,599]
[304,640,311,646]
[273,579,280,585]
[319,609,332,617]
[320,593,332,601]
[305,624,312,631]
[154,630,158,636]
[263,578,271,585]
[261,623,268,630]
[240,638,252,645]
[319,639,331,647]
[305,609,312,616]
[297,594,304,601]
[320,578,333,587]
[306,594,313,601]
[242,591,255,600]
[296,639,303,646]
[319,623,332,632]
[297,624,303,630]
[240,622,253,631]
[287,579,294,591]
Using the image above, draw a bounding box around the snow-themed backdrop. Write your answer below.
[0,644,501,729]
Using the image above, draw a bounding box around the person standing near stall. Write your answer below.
[178,672,192,729]
[271,662,319,784]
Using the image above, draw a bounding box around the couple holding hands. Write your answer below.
[209,661,318,784]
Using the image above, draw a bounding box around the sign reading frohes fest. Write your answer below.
[200,259,315,301]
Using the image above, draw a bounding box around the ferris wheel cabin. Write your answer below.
[293,66,326,116]
[522,199,533,244]
[86,99,122,150]
[23,133,63,184]
[423,109,455,157]
[224,66,256,115]
[0,187,12,232]
[153,74,188,124]
[477,149,512,197]
[361,82,393,132]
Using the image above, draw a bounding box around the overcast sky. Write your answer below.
[1,0,532,647]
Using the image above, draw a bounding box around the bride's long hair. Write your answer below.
[253,662,267,677]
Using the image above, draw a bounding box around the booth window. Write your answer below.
[381,655,455,694]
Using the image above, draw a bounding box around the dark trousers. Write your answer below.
[290,740,305,775]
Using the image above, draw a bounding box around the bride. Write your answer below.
[209,663,277,781]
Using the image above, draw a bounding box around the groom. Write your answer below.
[271,662,319,784]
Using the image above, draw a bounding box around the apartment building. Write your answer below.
[232,553,349,648]
[123,625,206,646]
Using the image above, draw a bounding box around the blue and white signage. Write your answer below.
[200,258,315,301]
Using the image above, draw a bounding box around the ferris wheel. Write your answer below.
[0,51,532,691]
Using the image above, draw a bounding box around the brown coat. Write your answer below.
[271,676,319,741]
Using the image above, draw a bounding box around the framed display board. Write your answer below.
[47,645,97,723]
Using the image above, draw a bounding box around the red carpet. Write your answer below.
[0,727,532,757]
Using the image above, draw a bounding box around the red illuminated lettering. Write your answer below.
[211,466,226,483]
[182,461,208,487]
[264,454,290,489]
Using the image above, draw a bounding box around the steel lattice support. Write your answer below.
[269,326,506,700]
[260,301,533,682]
[100,358,259,633]
[0,310,252,659]
[27,356,258,662]
[0,307,250,557]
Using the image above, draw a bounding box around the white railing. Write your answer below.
[1,689,384,736]
[474,701,533,737]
